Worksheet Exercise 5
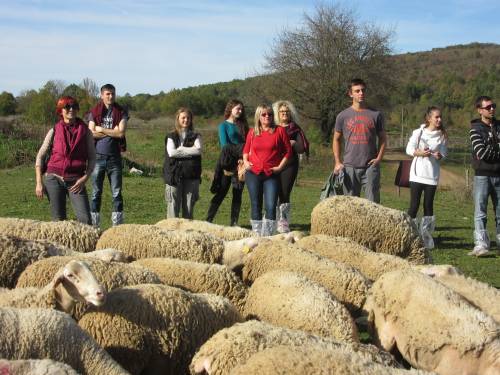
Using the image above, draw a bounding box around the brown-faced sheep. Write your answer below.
[310,196,429,264]
[364,269,500,375]
[244,270,358,342]
[78,284,242,375]
[242,241,370,313]
[0,217,99,253]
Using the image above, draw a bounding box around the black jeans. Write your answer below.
[408,181,437,218]
[206,174,243,225]
[278,161,299,204]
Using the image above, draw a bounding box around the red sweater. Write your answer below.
[243,126,292,176]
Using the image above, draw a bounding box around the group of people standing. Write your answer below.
[163,99,308,236]
[34,80,498,252]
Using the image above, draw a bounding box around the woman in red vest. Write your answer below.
[35,96,96,224]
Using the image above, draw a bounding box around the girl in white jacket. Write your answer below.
[406,106,448,249]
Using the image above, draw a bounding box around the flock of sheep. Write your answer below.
[0,195,498,375]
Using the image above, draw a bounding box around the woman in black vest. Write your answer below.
[163,107,202,219]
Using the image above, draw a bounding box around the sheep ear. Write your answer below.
[50,271,66,289]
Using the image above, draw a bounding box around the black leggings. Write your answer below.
[278,161,299,204]
[408,181,437,218]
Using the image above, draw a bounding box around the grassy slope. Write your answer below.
[1,115,498,287]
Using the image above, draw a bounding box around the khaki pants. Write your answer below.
[165,179,199,219]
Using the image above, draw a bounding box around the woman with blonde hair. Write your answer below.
[163,107,202,219]
[406,106,448,249]
[272,100,309,233]
[243,104,292,236]
[35,96,95,224]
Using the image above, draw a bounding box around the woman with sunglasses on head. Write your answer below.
[163,107,202,219]
[272,100,309,233]
[35,96,96,224]
[406,106,448,249]
[243,104,292,236]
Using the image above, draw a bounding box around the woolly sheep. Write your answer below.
[156,218,254,240]
[133,257,248,313]
[242,241,370,313]
[190,320,399,375]
[297,234,411,281]
[0,234,127,288]
[0,260,105,315]
[0,307,129,375]
[0,358,80,375]
[16,256,161,319]
[310,196,430,264]
[96,224,225,263]
[78,283,242,375]
[244,270,358,342]
[364,269,500,375]
[0,217,99,253]
[416,265,500,322]
[230,345,433,375]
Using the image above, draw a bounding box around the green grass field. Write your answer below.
[0,115,498,287]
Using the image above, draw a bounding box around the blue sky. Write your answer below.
[0,0,498,96]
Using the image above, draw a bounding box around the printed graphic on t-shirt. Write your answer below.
[102,108,114,129]
[346,115,375,145]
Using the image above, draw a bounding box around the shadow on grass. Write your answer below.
[434,236,471,250]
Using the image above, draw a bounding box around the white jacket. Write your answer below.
[405,124,447,186]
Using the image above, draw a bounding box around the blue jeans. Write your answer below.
[245,171,279,220]
[91,154,123,213]
[473,175,500,236]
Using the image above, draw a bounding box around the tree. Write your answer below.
[0,91,16,115]
[264,3,395,139]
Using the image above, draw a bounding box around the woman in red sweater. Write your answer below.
[243,104,292,235]
[35,96,96,224]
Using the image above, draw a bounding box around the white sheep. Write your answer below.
[244,270,358,342]
[96,224,225,263]
[229,345,434,375]
[133,257,248,313]
[16,256,161,319]
[0,358,80,375]
[416,264,500,322]
[0,234,127,288]
[242,241,371,313]
[310,196,430,264]
[297,234,411,281]
[0,260,105,316]
[190,320,399,375]
[0,307,129,375]
[364,269,500,375]
[0,217,100,253]
[156,218,254,240]
[78,283,243,375]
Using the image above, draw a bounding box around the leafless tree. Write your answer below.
[81,77,99,99]
[264,3,395,140]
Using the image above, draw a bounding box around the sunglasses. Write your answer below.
[261,112,273,117]
[63,104,79,111]
[480,103,496,111]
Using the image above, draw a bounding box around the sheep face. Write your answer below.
[54,260,107,308]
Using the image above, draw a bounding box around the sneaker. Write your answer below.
[468,246,491,257]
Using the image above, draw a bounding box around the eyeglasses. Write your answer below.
[279,110,290,114]
[261,113,273,117]
[63,104,79,111]
[480,103,496,111]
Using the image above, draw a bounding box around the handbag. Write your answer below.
[320,170,344,200]
[395,129,424,188]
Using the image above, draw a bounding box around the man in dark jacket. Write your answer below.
[88,84,128,227]
[469,95,499,256]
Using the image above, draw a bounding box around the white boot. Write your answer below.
[91,212,100,229]
[261,218,277,237]
[111,211,124,226]
[469,229,490,256]
[251,220,263,236]
[420,216,435,249]
[277,203,291,234]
